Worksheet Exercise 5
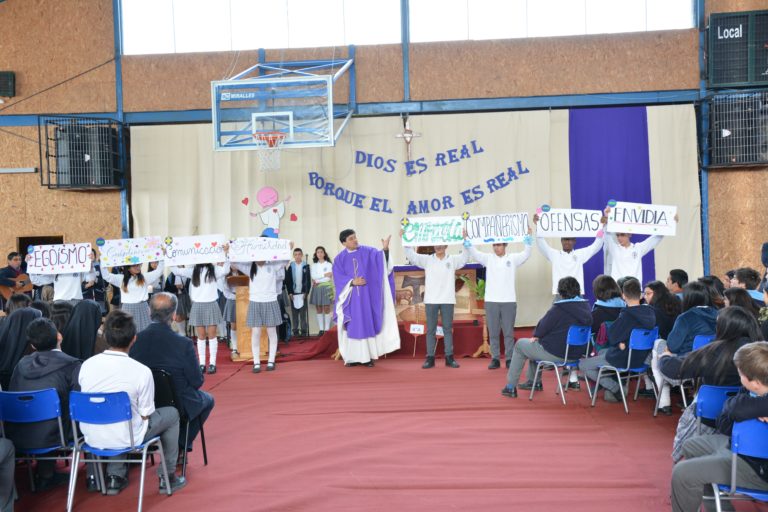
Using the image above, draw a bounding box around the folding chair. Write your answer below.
[0,389,74,492]
[694,385,741,435]
[655,333,718,416]
[530,325,591,405]
[66,391,172,512]
[151,369,208,477]
[590,327,659,414]
[704,419,768,511]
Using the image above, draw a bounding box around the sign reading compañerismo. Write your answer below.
[99,236,163,267]
[536,209,602,238]
[28,243,92,275]
[401,216,464,247]
[229,237,292,262]
[465,212,529,244]
[164,234,227,266]
[607,201,677,236]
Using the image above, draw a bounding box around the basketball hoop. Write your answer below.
[253,131,286,171]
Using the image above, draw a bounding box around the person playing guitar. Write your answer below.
[0,252,31,307]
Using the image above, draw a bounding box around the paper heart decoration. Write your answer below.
[242,197,249,206]
[194,243,201,249]
[211,242,218,247]
[290,213,298,221]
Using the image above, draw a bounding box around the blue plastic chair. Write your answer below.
[0,389,73,492]
[695,385,741,435]
[692,334,716,351]
[66,391,172,512]
[704,419,768,510]
[530,325,591,405]
[590,327,659,414]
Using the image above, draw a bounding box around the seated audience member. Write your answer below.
[731,267,765,307]
[29,300,51,319]
[501,277,592,398]
[8,317,80,490]
[590,275,625,337]
[0,439,13,512]
[4,294,31,317]
[61,300,102,360]
[49,300,74,335]
[644,280,681,339]
[759,289,768,341]
[698,275,726,309]
[130,293,214,455]
[670,341,768,512]
[724,287,760,319]
[579,278,656,403]
[79,310,186,495]
[666,269,688,298]
[0,306,42,387]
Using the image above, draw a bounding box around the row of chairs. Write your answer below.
[0,369,207,512]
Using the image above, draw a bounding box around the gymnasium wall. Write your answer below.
[0,0,120,254]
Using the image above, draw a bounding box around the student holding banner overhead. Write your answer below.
[466,228,533,370]
[533,210,606,299]
[402,230,470,369]
[102,260,165,333]
[171,254,231,375]
[27,248,96,304]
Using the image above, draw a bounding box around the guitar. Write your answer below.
[0,274,33,300]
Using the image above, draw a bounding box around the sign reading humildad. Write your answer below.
[163,234,227,266]
[606,201,677,236]
[465,212,529,244]
[536,208,603,238]
[401,216,464,247]
[98,236,164,267]
[27,243,92,275]
[229,237,292,262]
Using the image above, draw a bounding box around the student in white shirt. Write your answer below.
[232,254,291,373]
[78,309,185,495]
[102,261,165,333]
[467,229,532,369]
[402,234,469,369]
[28,252,96,303]
[309,246,334,335]
[602,206,676,283]
[217,267,240,355]
[171,258,230,375]
[533,213,606,298]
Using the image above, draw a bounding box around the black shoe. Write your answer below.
[266,362,276,371]
[86,475,99,493]
[505,359,511,369]
[318,330,325,336]
[207,364,216,374]
[604,390,623,403]
[658,405,673,416]
[199,365,205,374]
[518,380,543,391]
[344,362,361,367]
[501,386,518,398]
[252,365,261,373]
[35,472,69,492]
[567,381,581,390]
[487,358,500,370]
[106,475,128,496]
[363,360,375,367]
[159,474,187,494]
[445,356,460,368]
[637,388,656,398]
[422,356,435,369]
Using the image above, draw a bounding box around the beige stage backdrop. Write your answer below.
[130,106,702,326]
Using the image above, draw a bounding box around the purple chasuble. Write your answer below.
[333,245,395,339]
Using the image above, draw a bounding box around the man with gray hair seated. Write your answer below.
[130,292,215,460]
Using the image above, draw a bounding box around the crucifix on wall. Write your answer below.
[395,114,421,162]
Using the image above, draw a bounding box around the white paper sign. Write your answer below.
[401,216,464,247]
[465,212,529,244]
[409,324,425,335]
[27,243,92,275]
[99,236,164,267]
[163,234,227,266]
[229,237,292,262]
[607,202,677,236]
[536,209,603,238]
[436,326,445,337]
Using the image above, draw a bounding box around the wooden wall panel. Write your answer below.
[0,0,115,114]
[0,127,121,255]
[409,30,699,100]
[707,0,768,16]
[708,168,768,281]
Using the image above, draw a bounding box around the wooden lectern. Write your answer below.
[227,275,268,362]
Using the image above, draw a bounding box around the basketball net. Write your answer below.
[253,131,286,171]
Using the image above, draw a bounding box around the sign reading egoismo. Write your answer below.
[27,243,92,275]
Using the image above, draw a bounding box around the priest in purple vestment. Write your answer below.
[333,229,400,366]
